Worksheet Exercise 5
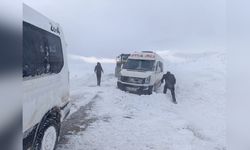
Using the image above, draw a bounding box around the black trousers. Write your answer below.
[96,74,101,86]
[163,86,176,102]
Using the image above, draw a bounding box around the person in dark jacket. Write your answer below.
[161,71,177,104]
[94,62,104,86]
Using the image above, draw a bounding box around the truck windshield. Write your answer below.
[123,59,155,71]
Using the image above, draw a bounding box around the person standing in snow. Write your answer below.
[161,71,177,104]
[94,62,104,86]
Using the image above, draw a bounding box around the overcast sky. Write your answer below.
[24,0,226,58]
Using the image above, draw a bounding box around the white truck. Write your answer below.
[117,51,164,95]
[23,4,70,150]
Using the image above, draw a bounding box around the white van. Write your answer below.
[23,4,70,150]
[117,51,164,95]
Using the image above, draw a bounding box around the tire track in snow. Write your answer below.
[57,93,103,149]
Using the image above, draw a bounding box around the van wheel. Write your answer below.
[147,86,153,95]
[154,82,161,93]
[33,116,60,150]
[153,84,157,92]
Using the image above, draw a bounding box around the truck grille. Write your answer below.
[121,76,144,84]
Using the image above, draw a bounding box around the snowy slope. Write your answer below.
[57,51,226,150]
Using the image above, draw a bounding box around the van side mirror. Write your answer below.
[155,66,160,73]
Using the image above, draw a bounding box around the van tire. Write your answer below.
[147,86,153,95]
[153,84,157,92]
[153,82,161,92]
[32,115,60,150]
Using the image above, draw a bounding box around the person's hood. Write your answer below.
[120,69,154,78]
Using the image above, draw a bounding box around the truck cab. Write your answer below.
[117,51,164,95]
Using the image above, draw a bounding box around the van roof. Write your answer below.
[141,51,154,53]
[128,51,163,61]
[23,4,62,37]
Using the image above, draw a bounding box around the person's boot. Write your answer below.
[170,88,177,104]
[163,86,167,94]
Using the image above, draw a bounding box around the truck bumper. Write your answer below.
[117,81,153,95]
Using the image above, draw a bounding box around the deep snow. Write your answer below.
[56,50,226,150]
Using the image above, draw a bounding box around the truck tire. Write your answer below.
[32,114,60,150]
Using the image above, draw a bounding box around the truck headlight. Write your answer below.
[144,76,151,84]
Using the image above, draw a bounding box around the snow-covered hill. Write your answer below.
[57,50,226,150]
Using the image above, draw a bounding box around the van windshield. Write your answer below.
[123,59,155,71]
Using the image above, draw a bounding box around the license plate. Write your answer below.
[126,87,138,92]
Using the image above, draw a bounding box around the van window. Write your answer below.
[123,59,155,71]
[159,61,163,72]
[23,22,64,78]
[156,61,163,72]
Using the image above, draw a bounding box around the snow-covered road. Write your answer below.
[56,51,226,150]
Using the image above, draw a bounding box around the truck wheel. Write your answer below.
[33,116,60,150]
